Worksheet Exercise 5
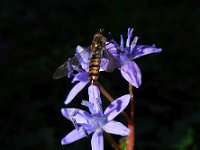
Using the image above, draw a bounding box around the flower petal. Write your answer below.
[103,120,130,136]
[61,127,88,145]
[81,100,97,114]
[104,94,130,121]
[78,123,96,133]
[88,85,103,114]
[91,129,103,150]
[106,42,119,57]
[88,85,100,104]
[130,45,162,60]
[120,35,124,48]
[72,72,89,83]
[61,108,91,124]
[130,36,139,53]
[120,61,142,88]
[65,81,89,105]
[76,45,91,64]
[100,57,118,72]
[126,28,134,47]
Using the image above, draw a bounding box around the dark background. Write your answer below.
[0,0,199,149]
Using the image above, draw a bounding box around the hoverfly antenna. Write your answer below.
[98,28,104,33]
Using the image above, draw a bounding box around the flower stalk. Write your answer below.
[127,83,135,150]
[95,81,114,103]
[96,81,130,122]
[104,132,121,150]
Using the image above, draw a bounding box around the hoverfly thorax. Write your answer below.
[89,32,106,51]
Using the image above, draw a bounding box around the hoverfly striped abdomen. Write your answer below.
[88,30,106,84]
[89,51,102,83]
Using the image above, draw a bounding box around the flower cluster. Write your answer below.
[57,28,162,150]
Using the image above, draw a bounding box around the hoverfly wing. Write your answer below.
[53,46,91,79]
[53,56,80,79]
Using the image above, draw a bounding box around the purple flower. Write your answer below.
[106,28,162,88]
[61,85,130,150]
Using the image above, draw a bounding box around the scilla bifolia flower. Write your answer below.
[61,85,130,150]
[106,28,162,88]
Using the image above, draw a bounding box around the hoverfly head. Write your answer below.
[90,29,106,50]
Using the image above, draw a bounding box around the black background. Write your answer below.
[0,0,199,149]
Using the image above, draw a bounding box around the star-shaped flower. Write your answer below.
[61,85,130,150]
[106,28,162,88]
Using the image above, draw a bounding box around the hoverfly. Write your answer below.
[53,30,118,84]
